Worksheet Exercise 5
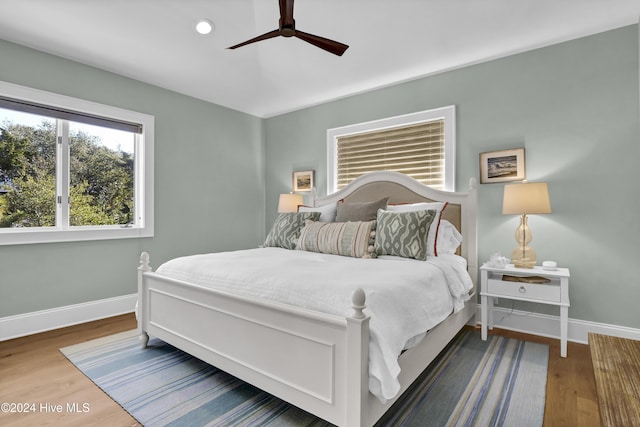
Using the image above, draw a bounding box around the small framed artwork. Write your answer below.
[293,170,314,192]
[479,148,526,184]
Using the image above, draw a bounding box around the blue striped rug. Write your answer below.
[61,328,548,426]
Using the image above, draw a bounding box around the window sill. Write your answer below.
[0,226,153,245]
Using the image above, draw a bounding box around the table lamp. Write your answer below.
[502,181,551,268]
[278,193,304,213]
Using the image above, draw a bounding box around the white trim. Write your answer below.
[0,293,137,341]
[474,304,640,344]
[326,106,456,194]
[0,79,155,245]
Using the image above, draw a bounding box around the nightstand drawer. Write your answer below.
[487,279,560,302]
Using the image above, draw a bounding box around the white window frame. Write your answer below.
[0,80,154,245]
[326,105,455,193]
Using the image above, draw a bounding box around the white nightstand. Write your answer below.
[480,264,570,357]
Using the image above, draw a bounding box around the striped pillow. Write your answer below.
[296,220,377,258]
[375,209,437,260]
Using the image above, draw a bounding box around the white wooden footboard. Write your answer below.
[137,252,370,427]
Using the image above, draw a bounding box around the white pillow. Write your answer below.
[437,220,463,254]
[387,202,445,256]
[298,203,337,223]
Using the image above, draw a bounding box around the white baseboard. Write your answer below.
[474,304,640,344]
[0,294,137,341]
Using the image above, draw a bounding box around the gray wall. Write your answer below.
[2,25,639,331]
[0,39,266,317]
[265,25,640,329]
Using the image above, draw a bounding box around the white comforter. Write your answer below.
[155,247,473,402]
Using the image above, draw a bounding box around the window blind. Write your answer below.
[0,96,143,134]
[336,119,445,189]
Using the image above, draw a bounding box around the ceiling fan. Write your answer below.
[227,0,349,56]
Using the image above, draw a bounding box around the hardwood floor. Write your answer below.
[0,314,600,426]
[0,314,139,427]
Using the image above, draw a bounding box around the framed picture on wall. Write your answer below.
[479,148,526,184]
[293,170,314,192]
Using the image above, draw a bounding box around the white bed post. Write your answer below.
[137,252,151,348]
[346,288,370,427]
[465,177,479,288]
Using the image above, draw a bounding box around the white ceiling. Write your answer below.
[0,1,638,118]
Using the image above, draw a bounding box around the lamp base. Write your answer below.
[511,246,536,269]
[511,214,536,268]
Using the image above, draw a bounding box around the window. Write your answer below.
[327,106,455,193]
[0,80,154,245]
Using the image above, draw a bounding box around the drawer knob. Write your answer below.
[519,286,526,293]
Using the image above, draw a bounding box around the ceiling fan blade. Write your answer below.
[227,29,281,50]
[294,30,349,56]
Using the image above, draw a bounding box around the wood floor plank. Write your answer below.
[0,315,599,426]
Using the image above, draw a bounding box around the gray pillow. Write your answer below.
[375,209,437,260]
[335,197,389,222]
[264,212,321,249]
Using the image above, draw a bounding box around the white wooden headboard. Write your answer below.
[314,171,478,287]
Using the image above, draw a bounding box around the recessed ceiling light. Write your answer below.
[195,19,215,35]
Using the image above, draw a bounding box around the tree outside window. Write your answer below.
[0,110,135,229]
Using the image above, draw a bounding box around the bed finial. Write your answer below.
[468,177,477,190]
[351,288,367,319]
[139,252,151,272]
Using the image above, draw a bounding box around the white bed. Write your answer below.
[137,171,478,427]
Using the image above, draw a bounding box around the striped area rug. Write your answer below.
[61,328,548,426]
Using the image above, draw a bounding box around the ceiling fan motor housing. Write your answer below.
[280,18,296,37]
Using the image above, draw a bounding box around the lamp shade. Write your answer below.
[502,182,551,215]
[278,193,303,213]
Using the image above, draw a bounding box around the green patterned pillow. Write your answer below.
[375,209,437,260]
[296,220,377,258]
[264,212,321,249]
